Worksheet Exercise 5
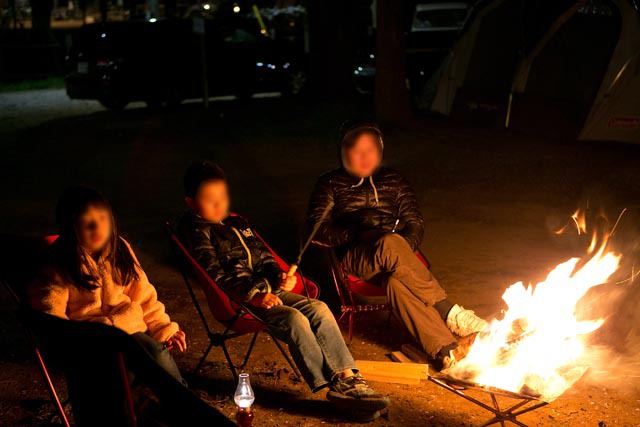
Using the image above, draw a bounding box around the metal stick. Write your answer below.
[287,201,335,277]
[287,201,335,300]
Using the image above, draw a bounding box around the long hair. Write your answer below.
[52,186,139,291]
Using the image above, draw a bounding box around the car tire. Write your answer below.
[146,88,183,110]
[99,95,129,111]
[235,87,253,103]
[145,97,167,110]
[282,68,307,97]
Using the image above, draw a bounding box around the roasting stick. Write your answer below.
[287,201,335,299]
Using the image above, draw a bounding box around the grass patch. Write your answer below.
[0,77,65,93]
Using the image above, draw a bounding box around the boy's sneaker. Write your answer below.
[327,374,390,412]
[446,304,488,337]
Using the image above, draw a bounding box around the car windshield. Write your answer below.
[412,7,468,32]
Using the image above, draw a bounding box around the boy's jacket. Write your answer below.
[179,211,283,302]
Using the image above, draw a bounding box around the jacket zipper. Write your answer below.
[230,227,253,271]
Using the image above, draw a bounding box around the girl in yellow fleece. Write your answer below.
[29,186,186,383]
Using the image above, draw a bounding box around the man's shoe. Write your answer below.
[327,374,390,412]
[437,334,477,371]
[446,304,488,337]
[440,350,457,370]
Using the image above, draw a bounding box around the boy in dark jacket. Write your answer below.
[307,121,488,369]
[179,161,389,419]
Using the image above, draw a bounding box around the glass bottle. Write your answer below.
[234,373,255,427]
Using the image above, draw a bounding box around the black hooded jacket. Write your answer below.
[179,211,283,302]
[307,167,424,251]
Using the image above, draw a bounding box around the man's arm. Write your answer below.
[307,174,352,247]
[396,175,425,251]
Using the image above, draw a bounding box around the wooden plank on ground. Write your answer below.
[390,351,413,364]
[364,372,421,385]
[355,360,428,380]
[401,343,429,364]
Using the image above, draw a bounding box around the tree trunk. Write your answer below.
[374,0,412,125]
[31,0,54,41]
[307,0,358,98]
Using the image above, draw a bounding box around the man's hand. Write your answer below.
[278,272,296,292]
[250,292,283,309]
[165,330,187,352]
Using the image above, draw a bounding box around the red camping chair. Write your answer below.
[0,234,137,427]
[327,246,430,342]
[0,235,71,427]
[165,221,319,381]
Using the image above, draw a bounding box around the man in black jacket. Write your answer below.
[307,121,488,369]
[178,161,389,420]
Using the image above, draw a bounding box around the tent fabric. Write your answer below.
[430,0,575,115]
[429,0,640,144]
[579,0,640,143]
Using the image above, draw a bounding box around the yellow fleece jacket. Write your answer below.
[28,240,179,343]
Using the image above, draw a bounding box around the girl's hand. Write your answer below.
[250,292,283,309]
[278,272,296,292]
[165,330,187,352]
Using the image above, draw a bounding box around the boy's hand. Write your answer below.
[279,272,296,292]
[250,292,283,309]
[165,330,187,352]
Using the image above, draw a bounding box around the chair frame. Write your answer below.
[327,246,431,342]
[165,223,311,381]
[2,279,72,427]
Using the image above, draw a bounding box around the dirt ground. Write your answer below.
[1,90,640,427]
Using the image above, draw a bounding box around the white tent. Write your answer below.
[429,0,640,143]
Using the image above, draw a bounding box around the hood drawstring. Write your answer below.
[351,177,365,187]
[350,176,379,206]
[369,176,379,206]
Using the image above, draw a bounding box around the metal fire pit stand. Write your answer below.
[427,375,549,427]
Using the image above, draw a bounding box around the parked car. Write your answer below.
[353,2,471,95]
[65,17,307,110]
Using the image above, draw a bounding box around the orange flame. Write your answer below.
[448,210,621,401]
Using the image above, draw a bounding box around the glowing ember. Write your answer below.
[447,237,621,402]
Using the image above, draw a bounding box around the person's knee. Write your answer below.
[281,308,311,330]
[309,300,332,320]
[376,233,408,250]
[375,233,412,263]
[132,332,168,361]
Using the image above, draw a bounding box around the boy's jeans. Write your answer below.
[253,291,357,392]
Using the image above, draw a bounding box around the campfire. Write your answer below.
[445,209,622,402]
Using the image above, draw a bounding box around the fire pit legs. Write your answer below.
[427,376,549,427]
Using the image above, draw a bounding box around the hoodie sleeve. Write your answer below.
[189,225,266,302]
[28,266,120,328]
[396,175,425,251]
[122,240,179,343]
[28,267,70,320]
[307,173,353,247]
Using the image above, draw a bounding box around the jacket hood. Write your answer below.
[338,121,384,177]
